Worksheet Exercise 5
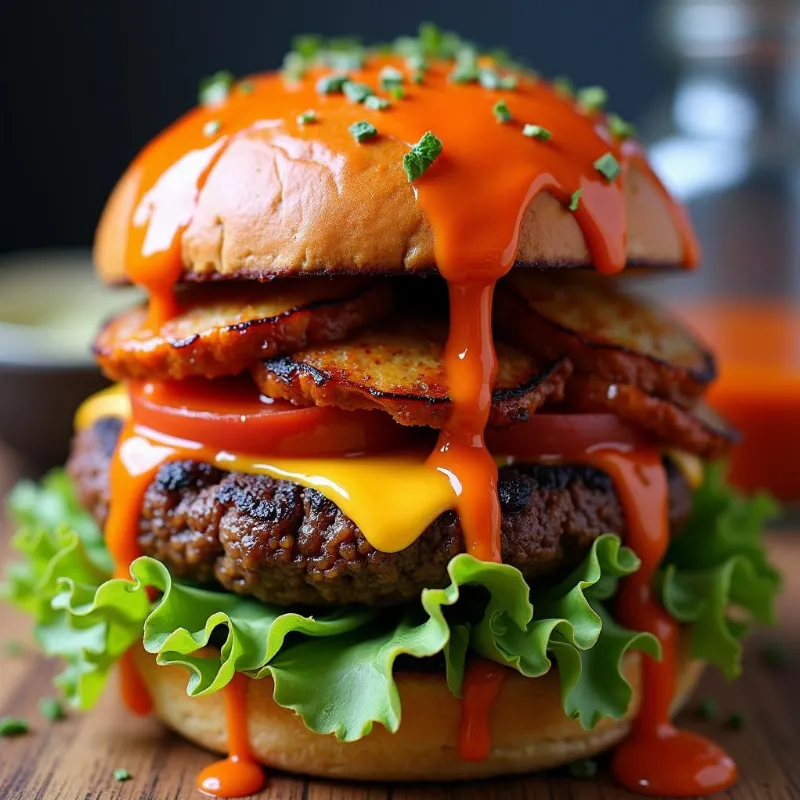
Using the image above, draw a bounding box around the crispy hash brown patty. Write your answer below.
[69,417,693,607]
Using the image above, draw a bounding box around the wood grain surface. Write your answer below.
[0,458,798,800]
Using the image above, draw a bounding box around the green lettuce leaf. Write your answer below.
[660,463,781,679]
[2,465,779,743]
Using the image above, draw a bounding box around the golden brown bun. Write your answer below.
[94,83,688,286]
[134,635,702,782]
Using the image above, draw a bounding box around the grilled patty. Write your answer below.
[68,416,693,607]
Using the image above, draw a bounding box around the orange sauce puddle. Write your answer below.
[102,52,703,796]
[586,448,737,797]
[197,673,265,797]
[458,658,507,761]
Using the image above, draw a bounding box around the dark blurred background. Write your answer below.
[0,0,660,255]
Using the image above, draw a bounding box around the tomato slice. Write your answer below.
[485,412,650,461]
[128,377,429,458]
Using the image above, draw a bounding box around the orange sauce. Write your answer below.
[586,448,737,797]
[197,673,265,797]
[101,52,702,796]
[674,301,800,499]
[458,658,507,761]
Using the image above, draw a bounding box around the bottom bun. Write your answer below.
[133,634,702,782]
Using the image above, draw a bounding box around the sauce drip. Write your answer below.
[586,448,737,797]
[197,673,265,798]
[458,658,506,761]
[102,52,702,796]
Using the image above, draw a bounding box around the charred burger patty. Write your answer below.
[68,416,692,606]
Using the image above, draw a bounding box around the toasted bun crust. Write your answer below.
[95,58,696,285]
[134,635,702,782]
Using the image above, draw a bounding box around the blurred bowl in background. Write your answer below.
[0,249,141,473]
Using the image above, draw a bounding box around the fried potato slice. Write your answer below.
[94,278,393,381]
[252,318,572,429]
[496,270,715,408]
[564,376,739,459]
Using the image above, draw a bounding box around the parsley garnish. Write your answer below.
[389,85,406,100]
[568,758,598,779]
[607,113,636,140]
[553,76,574,98]
[450,47,479,84]
[238,80,255,95]
[316,72,349,95]
[479,69,516,91]
[292,34,322,59]
[198,71,235,106]
[493,100,512,123]
[113,768,132,782]
[348,121,378,142]
[202,119,222,137]
[343,81,374,103]
[695,697,717,720]
[522,124,552,141]
[577,85,608,113]
[39,698,65,722]
[594,152,622,182]
[569,189,583,212]
[364,95,390,111]
[403,131,443,181]
[296,110,317,125]
[0,717,28,737]
[379,66,404,91]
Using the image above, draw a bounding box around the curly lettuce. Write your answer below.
[2,464,779,741]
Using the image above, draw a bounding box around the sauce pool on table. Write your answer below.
[95,48,729,797]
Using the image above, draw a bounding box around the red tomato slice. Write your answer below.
[486,412,650,461]
[128,377,429,458]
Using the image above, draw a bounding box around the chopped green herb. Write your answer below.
[607,113,636,140]
[202,119,222,137]
[282,51,307,80]
[450,47,479,84]
[761,641,788,668]
[292,34,322,59]
[113,768,132,782]
[568,758,598,779]
[389,85,406,101]
[695,697,718,720]
[553,76,574,98]
[0,717,28,737]
[726,711,745,731]
[406,53,428,73]
[379,66,404,91]
[364,95,390,111]
[493,100,513,123]
[316,72,349,95]
[419,22,444,55]
[577,85,608,113]
[39,697,65,722]
[594,152,622,182]
[343,81,374,104]
[490,48,512,67]
[348,121,378,143]
[569,189,583,212]
[238,80,255,95]
[499,74,518,90]
[403,131,443,182]
[296,110,317,125]
[198,70,235,106]
[522,124,552,141]
[3,640,23,657]
[478,69,501,90]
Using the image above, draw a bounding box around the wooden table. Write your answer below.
[0,461,798,800]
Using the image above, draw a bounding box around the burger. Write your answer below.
[4,26,780,798]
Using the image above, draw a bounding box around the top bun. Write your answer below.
[95,33,697,285]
